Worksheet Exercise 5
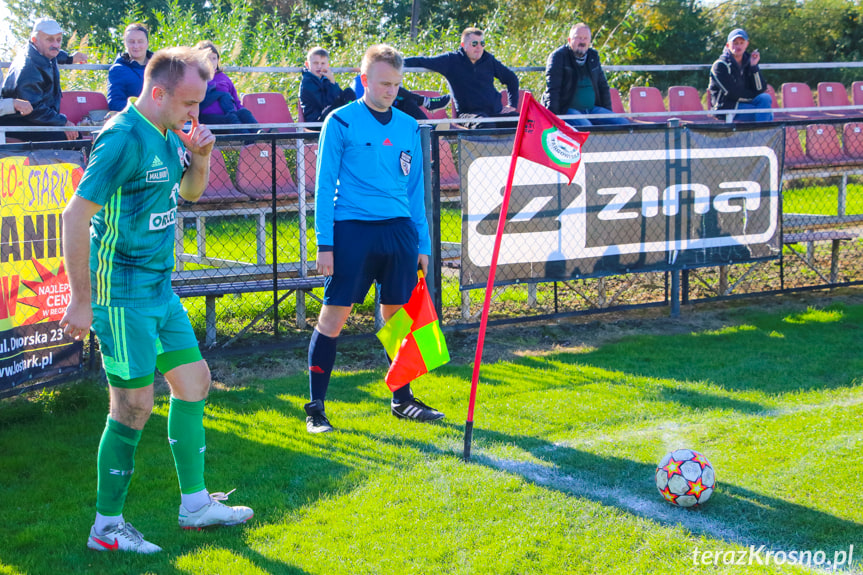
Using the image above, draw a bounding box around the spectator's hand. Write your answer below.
[418,254,428,276]
[501,105,516,114]
[316,250,334,276]
[174,116,215,157]
[750,50,760,66]
[322,67,336,84]
[71,51,88,64]
[64,120,78,140]
[13,99,33,115]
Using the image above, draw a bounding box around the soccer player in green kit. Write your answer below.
[60,46,253,554]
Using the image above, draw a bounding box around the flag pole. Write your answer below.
[463,94,535,462]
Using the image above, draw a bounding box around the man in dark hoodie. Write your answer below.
[107,23,153,112]
[541,23,628,126]
[0,17,88,141]
[708,28,773,122]
[405,27,519,129]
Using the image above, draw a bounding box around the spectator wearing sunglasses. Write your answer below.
[405,27,519,129]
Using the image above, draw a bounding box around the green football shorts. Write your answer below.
[92,293,202,388]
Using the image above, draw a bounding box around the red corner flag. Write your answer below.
[463,92,588,461]
[515,93,589,184]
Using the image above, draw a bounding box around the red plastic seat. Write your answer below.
[438,139,459,192]
[784,127,806,167]
[198,148,249,203]
[299,142,318,195]
[241,92,296,133]
[852,82,863,107]
[608,88,626,115]
[843,123,863,160]
[805,124,844,164]
[781,83,823,119]
[500,89,532,113]
[60,91,108,125]
[628,86,667,123]
[817,82,851,118]
[235,143,298,199]
[667,85,717,122]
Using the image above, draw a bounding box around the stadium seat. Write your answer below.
[853,82,863,107]
[667,85,717,123]
[299,142,318,196]
[817,82,852,118]
[198,148,249,203]
[784,126,806,167]
[500,89,532,113]
[241,92,296,133]
[608,88,626,115]
[60,91,108,125]
[805,124,844,165]
[780,83,823,119]
[628,86,667,123]
[235,143,298,199]
[842,123,863,160]
[438,139,459,192]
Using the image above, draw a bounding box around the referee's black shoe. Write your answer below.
[391,397,445,421]
[304,399,334,433]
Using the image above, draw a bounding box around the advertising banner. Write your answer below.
[0,149,85,396]
[459,127,783,289]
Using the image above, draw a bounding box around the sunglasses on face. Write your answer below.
[470,40,485,47]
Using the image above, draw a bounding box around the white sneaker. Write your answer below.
[178,489,254,530]
[86,521,162,554]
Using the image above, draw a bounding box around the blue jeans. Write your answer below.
[565,106,630,126]
[735,93,773,122]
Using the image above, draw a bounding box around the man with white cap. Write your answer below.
[707,28,773,122]
[0,17,88,141]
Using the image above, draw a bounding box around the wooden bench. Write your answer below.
[783,230,859,283]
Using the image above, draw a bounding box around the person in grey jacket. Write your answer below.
[0,17,88,141]
[541,23,628,126]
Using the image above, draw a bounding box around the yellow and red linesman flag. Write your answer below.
[376,271,450,391]
[516,92,589,184]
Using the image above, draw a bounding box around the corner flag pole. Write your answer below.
[463,96,533,462]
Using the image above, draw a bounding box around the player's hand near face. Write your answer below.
[317,250,334,276]
[174,116,215,157]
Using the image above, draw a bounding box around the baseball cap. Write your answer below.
[726,28,748,44]
[32,17,64,36]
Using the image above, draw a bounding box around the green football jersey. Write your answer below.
[76,100,190,307]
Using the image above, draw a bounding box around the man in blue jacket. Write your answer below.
[708,28,772,122]
[0,17,87,141]
[304,44,444,433]
[405,27,519,129]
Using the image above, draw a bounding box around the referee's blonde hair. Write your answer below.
[360,44,403,76]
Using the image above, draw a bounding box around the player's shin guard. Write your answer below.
[167,397,206,495]
[96,416,142,516]
[308,329,337,402]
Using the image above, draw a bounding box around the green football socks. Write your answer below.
[167,396,207,495]
[95,416,142,516]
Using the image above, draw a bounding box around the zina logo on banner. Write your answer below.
[542,127,582,167]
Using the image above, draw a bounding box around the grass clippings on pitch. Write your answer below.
[1,297,862,574]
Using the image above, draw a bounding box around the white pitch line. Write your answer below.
[478,454,861,574]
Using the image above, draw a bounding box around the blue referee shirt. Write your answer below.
[314,98,431,255]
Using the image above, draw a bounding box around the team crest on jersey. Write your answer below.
[178,146,191,174]
[399,151,412,176]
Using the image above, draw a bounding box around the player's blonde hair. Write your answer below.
[360,44,403,76]
[144,46,213,94]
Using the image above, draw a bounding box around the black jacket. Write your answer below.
[405,48,518,116]
[708,49,767,111]
[299,68,346,123]
[1,42,70,126]
[541,45,612,115]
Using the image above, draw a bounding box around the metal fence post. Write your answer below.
[421,125,440,315]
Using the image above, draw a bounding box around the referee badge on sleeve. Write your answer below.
[399,151,412,176]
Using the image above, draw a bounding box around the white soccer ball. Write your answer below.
[655,448,715,507]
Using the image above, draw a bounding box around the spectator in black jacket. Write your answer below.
[708,28,773,122]
[405,27,519,129]
[0,17,88,141]
[541,23,628,126]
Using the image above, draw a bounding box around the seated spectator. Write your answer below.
[405,27,519,129]
[300,47,449,128]
[194,40,258,133]
[541,23,629,126]
[0,70,33,118]
[106,23,153,112]
[708,28,773,122]
[0,17,87,141]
